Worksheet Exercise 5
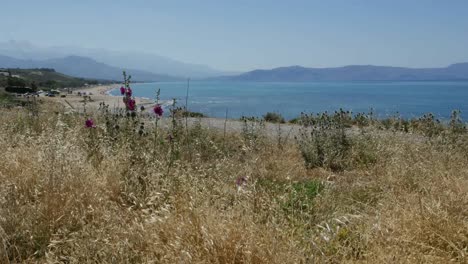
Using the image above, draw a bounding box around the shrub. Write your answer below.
[297,112,376,171]
[288,116,301,124]
[0,91,14,106]
[5,86,33,94]
[297,112,351,171]
[410,113,444,138]
[449,109,466,134]
[353,112,371,128]
[263,112,285,123]
[7,76,27,87]
[172,107,206,118]
[240,116,265,149]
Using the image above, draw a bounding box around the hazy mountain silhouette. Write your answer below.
[213,64,468,81]
[3,41,467,82]
[0,54,182,81]
[0,40,234,78]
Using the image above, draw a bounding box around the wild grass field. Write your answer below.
[0,99,467,263]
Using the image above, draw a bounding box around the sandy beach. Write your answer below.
[42,84,301,136]
[48,84,154,112]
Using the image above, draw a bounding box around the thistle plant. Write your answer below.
[449,109,465,134]
[297,111,365,171]
[240,116,265,150]
[168,98,182,164]
[82,116,106,168]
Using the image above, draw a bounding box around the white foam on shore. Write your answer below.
[105,87,153,104]
[104,87,187,113]
[105,87,119,96]
[160,99,175,107]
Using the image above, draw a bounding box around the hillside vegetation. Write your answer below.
[0,88,13,104]
[0,101,467,263]
[0,68,112,90]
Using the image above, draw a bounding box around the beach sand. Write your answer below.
[43,84,307,139]
[47,84,154,112]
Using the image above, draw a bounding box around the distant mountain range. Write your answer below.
[0,54,182,82]
[2,40,468,82]
[213,64,468,82]
[0,40,234,78]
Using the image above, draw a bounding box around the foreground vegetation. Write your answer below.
[0,89,14,105]
[0,99,467,263]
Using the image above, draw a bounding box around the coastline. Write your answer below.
[51,84,154,112]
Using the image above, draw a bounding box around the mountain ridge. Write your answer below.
[0,40,233,78]
[0,54,182,82]
[212,63,468,82]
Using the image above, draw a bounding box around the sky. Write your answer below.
[1,0,468,71]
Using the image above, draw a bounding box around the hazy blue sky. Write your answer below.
[2,0,468,71]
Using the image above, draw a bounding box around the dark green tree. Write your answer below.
[44,80,57,89]
[31,81,38,92]
[7,76,26,87]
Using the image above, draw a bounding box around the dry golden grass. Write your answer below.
[0,103,466,263]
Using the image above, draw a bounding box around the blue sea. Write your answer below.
[110,81,468,120]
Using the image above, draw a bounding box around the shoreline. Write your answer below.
[52,84,155,112]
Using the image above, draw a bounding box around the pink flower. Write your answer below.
[153,104,164,117]
[125,87,132,97]
[126,98,136,111]
[120,86,125,95]
[85,118,96,128]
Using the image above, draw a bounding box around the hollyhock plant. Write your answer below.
[85,118,96,128]
[153,104,164,117]
[125,87,132,97]
[126,98,136,111]
[121,71,138,113]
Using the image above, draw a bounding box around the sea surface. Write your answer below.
[110,81,468,120]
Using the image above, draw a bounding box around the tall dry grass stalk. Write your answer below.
[0,103,466,263]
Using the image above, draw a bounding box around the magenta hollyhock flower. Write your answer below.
[126,98,136,111]
[85,118,96,128]
[125,87,132,97]
[153,104,164,117]
[120,86,125,95]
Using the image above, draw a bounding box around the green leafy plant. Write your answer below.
[263,112,285,123]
